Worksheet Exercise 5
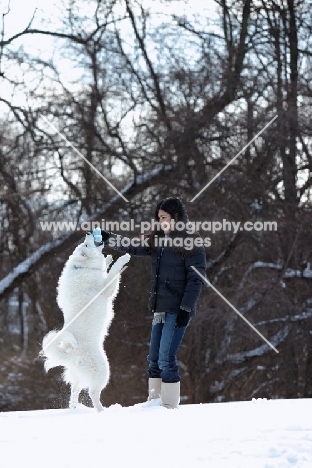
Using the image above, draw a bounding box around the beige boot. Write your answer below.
[161,382,180,409]
[148,378,162,401]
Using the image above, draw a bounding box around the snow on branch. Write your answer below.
[210,367,248,394]
[0,165,173,298]
[0,235,68,297]
[254,307,312,327]
[135,165,173,185]
[238,261,312,293]
[223,326,290,364]
[207,232,238,272]
[239,279,276,314]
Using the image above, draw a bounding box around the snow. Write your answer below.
[1,398,312,467]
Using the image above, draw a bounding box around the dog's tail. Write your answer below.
[40,330,78,371]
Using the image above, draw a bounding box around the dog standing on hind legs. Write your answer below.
[40,233,130,412]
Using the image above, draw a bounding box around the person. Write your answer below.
[97,197,206,409]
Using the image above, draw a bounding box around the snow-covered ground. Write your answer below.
[1,398,312,468]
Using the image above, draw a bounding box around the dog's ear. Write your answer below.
[84,232,96,248]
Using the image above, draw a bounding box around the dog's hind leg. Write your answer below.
[89,386,104,412]
[69,381,80,409]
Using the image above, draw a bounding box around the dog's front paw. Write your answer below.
[118,253,130,267]
[123,253,131,263]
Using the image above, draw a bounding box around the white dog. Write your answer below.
[40,233,130,411]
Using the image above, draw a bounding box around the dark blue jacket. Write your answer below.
[107,233,206,316]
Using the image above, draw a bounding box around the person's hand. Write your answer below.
[100,230,110,242]
[176,309,190,328]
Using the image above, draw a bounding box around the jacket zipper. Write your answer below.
[152,246,164,312]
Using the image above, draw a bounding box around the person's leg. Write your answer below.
[147,321,163,379]
[157,313,189,408]
[158,312,188,383]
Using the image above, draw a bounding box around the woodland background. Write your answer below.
[1,0,312,411]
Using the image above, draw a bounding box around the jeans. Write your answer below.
[147,312,188,383]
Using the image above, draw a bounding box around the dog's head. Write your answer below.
[83,232,102,250]
[69,233,107,271]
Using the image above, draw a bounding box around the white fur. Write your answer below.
[40,233,130,411]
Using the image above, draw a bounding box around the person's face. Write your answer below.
[158,209,171,234]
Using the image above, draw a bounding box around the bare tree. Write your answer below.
[0,0,312,410]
